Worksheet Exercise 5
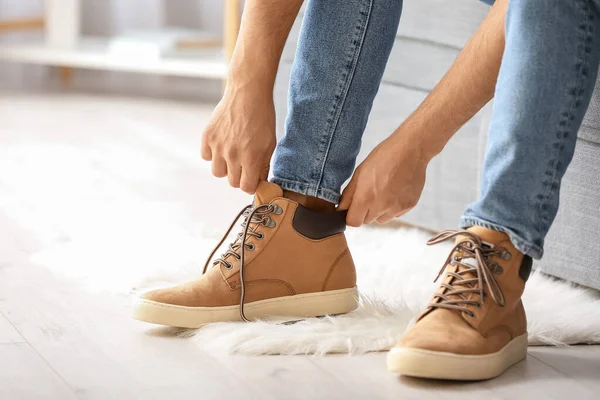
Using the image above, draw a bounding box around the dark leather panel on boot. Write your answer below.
[519,255,533,282]
[292,205,347,240]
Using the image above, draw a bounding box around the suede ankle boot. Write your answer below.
[387,227,532,380]
[133,182,358,328]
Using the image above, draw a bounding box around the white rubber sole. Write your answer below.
[387,333,528,380]
[133,287,358,328]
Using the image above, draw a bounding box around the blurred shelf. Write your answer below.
[0,37,228,79]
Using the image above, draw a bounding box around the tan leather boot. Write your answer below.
[133,182,358,328]
[387,227,532,380]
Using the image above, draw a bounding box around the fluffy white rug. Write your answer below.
[174,226,600,355]
[2,95,599,356]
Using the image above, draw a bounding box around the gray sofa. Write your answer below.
[275,0,600,290]
[538,77,600,290]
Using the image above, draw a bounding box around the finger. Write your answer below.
[240,167,260,194]
[259,163,270,181]
[200,131,212,161]
[376,212,396,225]
[346,206,368,227]
[211,156,227,178]
[338,178,358,211]
[240,156,270,193]
[377,208,409,224]
[346,196,369,227]
[227,164,242,188]
[365,208,386,225]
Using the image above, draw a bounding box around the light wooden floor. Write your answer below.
[1,92,599,400]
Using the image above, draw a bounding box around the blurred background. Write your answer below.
[1,0,230,98]
[1,1,253,290]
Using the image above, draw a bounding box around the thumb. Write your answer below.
[200,133,212,161]
[338,177,358,211]
[259,163,270,181]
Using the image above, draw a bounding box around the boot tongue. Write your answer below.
[253,181,284,207]
[220,182,283,266]
[442,231,497,305]
[455,227,508,272]
[424,229,510,320]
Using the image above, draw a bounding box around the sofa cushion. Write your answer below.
[537,137,600,291]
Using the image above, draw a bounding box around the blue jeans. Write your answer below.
[271,0,600,260]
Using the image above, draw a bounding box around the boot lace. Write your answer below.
[427,230,509,317]
[202,203,280,322]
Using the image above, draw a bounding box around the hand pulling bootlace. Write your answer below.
[426,230,509,316]
[202,203,278,321]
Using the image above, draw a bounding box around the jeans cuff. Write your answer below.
[269,177,341,204]
[459,217,544,260]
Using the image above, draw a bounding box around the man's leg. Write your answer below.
[271,0,403,206]
[389,0,600,380]
[462,0,600,259]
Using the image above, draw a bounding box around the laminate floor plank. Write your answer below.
[0,261,262,400]
[0,313,25,344]
[0,342,77,400]
[311,350,599,400]
[528,346,600,392]
[207,351,366,400]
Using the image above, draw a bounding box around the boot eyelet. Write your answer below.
[502,250,512,260]
[495,265,504,275]
[256,232,264,240]
[476,303,482,309]
[467,311,476,318]
[224,262,233,270]
[270,204,283,215]
[263,218,276,228]
[246,243,255,251]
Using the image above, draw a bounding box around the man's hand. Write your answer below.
[201,87,275,194]
[199,0,302,194]
[339,0,507,227]
[339,134,430,227]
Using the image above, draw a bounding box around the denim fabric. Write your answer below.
[272,0,600,260]
[271,0,403,204]
[461,0,600,259]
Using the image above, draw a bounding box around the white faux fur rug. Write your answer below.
[2,94,599,356]
[172,226,600,355]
